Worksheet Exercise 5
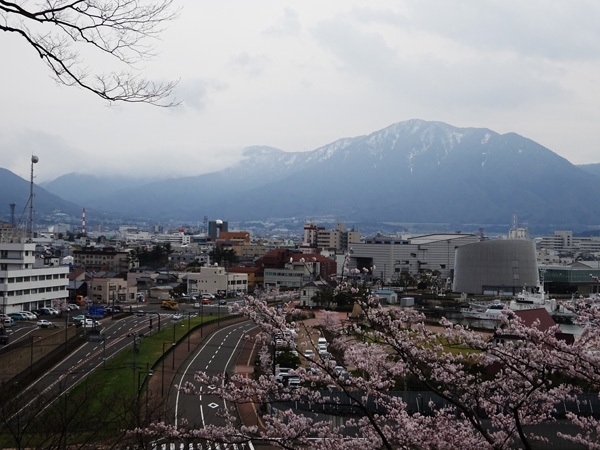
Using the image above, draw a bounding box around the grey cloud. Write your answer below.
[175,79,226,112]
[352,1,600,62]
[263,7,302,37]
[311,18,567,111]
[0,130,84,182]
[229,52,270,77]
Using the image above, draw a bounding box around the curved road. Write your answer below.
[171,321,257,429]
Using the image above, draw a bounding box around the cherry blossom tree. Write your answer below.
[1,0,179,105]
[132,296,600,449]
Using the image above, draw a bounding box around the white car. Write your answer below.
[82,319,100,328]
[20,311,37,320]
[37,319,52,328]
[303,349,314,359]
[46,307,60,316]
[172,313,183,321]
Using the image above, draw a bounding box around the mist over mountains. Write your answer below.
[5,119,600,234]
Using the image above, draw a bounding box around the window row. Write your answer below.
[3,286,67,296]
[2,273,67,283]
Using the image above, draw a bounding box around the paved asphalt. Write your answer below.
[170,320,257,429]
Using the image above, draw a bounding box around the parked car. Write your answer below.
[193,303,201,309]
[172,313,183,321]
[37,319,52,328]
[3,317,15,327]
[73,315,86,325]
[67,303,80,310]
[44,307,60,316]
[201,299,211,305]
[219,300,227,305]
[20,311,37,320]
[317,337,327,346]
[10,312,29,321]
[201,293,215,300]
[303,349,314,359]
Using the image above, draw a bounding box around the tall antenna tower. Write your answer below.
[27,155,39,242]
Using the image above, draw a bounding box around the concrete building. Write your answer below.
[73,247,133,273]
[453,239,539,295]
[300,222,360,254]
[348,233,480,283]
[538,230,600,255]
[208,220,228,241]
[186,266,248,296]
[155,229,191,246]
[228,266,263,290]
[264,254,336,290]
[1,242,69,314]
[87,276,137,304]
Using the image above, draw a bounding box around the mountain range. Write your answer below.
[4,119,600,233]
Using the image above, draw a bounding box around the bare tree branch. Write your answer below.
[0,0,180,106]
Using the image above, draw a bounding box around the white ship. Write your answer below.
[509,284,576,323]
[461,300,506,322]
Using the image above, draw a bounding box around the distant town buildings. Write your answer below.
[5,190,600,313]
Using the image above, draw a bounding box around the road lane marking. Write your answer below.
[173,321,256,428]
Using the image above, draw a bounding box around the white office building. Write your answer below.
[186,266,248,296]
[1,242,70,314]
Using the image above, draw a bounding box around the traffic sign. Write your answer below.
[89,306,105,318]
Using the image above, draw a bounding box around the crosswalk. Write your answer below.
[146,442,255,450]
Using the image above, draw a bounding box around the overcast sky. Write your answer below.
[2,1,600,182]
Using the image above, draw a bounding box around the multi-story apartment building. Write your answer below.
[73,247,133,273]
[538,231,575,251]
[1,242,69,314]
[539,230,600,254]
[300,222,360,254]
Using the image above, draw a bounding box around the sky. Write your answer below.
[2,1,600,183]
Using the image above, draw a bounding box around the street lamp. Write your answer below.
[187,311,191,351]
[200,301,204,336]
